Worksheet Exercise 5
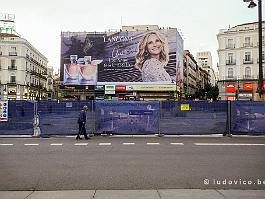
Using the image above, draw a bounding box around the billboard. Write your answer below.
[61,29,183,86]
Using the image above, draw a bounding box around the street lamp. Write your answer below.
[243,0,264,98]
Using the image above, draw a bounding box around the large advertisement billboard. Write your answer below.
[61,29,183,86]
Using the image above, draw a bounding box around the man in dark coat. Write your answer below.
[76,105,90,140]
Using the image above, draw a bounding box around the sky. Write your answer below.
[1,0,264,73]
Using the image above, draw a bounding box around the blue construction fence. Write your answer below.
[0,100,265,136]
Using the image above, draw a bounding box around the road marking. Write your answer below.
[24,144,39,146]
[50,143,63,146]
[0,144,13,146]
[74,143,88,146]
[147,143,160,145]
[194,143,265,146]
[122,143,135,145]
[170,143,184,145]
[99,143,112,146]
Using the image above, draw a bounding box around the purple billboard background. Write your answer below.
[61,29,183,86]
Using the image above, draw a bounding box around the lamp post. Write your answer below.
[243,0,264,98]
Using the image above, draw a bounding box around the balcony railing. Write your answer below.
[8,66,17,70]
[226,60,236,65]
[243,43,253,48]
[243,59,253,64]
[242,75,255,80]
[7,81,16,84]
[9,52,17,56]
[225,44,235,49]
[224,76,237,80]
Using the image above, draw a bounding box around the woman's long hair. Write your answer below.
[135,31,169,70]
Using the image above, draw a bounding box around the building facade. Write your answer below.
[183,50,210,98]
[0,33,49,100]
[196,51,217,86]
[217,22,265,100]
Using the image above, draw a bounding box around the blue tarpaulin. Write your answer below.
[231,101,265,134]
[95,100,159,134]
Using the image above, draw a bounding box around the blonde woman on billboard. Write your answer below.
[135,31,172,82]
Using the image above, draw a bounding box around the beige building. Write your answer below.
[183,50,210,98]
[217,22,265,100]
[0,32,50,100]
[196,51,217,86]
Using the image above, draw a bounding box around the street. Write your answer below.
[0,136,265,191]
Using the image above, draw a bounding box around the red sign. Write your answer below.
[243,83,253,90]
[226,84,236,92]
[115,85,126,91]
[226,96,235,101]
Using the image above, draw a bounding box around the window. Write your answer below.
[228,53,233,62]
[10,75,16,83]
[245,52,251,61]
[245,37,250,44]
[11,47,16,52]
[228,68,233,78]
[245,67,251,77]
[228,39,234,48]
[11,60,16,67]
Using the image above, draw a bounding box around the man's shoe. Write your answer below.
[76,137,82,140]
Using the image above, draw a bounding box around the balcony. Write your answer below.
[9,52,17,56]
[242,75,255,80]
[225,44,235,49]
[8,66,17,70]
[226,60,236,65]
[243,59,253,64]
[224,76,237,80]
[7,81,16,85]
[243,43,253,48]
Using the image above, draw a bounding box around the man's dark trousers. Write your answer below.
[77,122,88,139]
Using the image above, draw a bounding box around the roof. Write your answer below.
[0,32,20,37]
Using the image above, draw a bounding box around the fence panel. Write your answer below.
[95,100,159,134]
[231,101,265,135]
[160,100,228,135]
[38,100,94,136]
[0,100,34,135]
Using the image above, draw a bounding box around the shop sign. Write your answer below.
[115,85,126,91]
[0,101,8,121]
[126,85,176,91]
[226,96,235,101]
[243,83,253,90]
[226,84,236,92]
[94,85,105,91]
[105,90,115,94]
[105,85,115,91]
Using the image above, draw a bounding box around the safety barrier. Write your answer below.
[0,100,264,136]
[160,100,228,135]
[0,100,34,135]
[95,100,159,134]
[231,101,265,135]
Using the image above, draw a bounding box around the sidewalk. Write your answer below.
[1,189,265,199]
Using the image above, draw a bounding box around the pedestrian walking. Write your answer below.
[76,105,90,140]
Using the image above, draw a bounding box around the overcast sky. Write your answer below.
[1,0,264,73]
